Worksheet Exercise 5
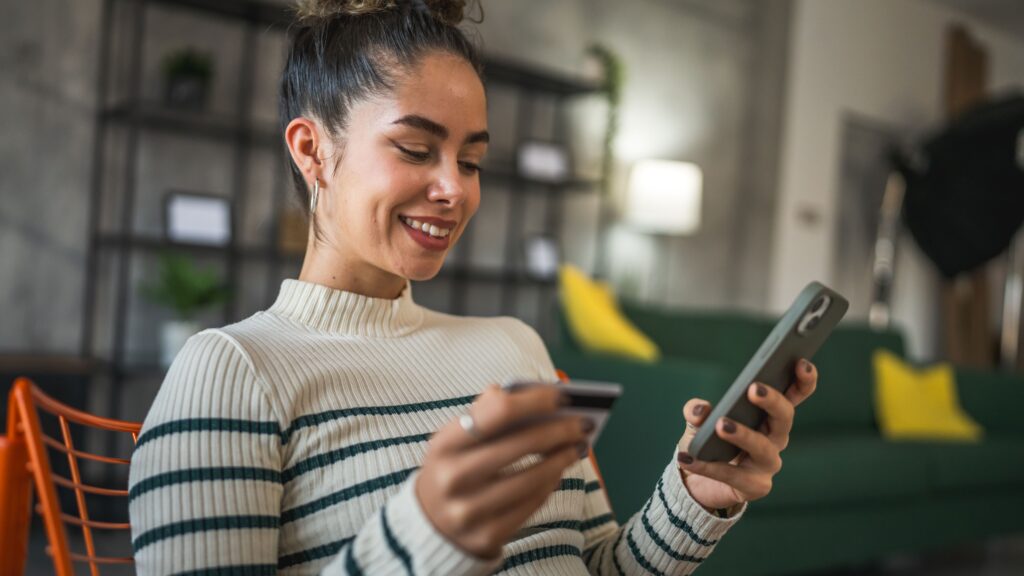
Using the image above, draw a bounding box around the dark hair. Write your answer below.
[279,0,484,223]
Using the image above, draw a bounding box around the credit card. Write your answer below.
[501,379,622,453]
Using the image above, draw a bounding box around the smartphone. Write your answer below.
[502,379,622,453]
[687,281,849,462]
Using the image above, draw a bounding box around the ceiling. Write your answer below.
[927,0,1024,38]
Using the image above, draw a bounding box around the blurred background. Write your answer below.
[2,0,1024,574]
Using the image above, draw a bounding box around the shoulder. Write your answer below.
[140,328,285,434]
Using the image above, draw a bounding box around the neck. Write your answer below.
[298,246,407,300]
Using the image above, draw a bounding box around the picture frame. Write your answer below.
[163,191,232,246]
[517,140,572,183]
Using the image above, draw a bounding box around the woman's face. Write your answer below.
[316,52,488,289]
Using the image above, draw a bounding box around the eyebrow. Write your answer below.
[391,114,490,145]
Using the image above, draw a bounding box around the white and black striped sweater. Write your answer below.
[128,279,745,575]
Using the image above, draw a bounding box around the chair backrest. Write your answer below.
[3,377,141,576]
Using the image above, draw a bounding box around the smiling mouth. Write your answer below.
[400,216,454,239]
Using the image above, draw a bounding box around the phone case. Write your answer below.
[687,281,849,462]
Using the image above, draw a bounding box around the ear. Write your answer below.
[285,117,323,188]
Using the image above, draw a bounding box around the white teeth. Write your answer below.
[402,217,451,239]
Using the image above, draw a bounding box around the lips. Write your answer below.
[400,215,453,251]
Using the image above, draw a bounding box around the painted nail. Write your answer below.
[693,404,707,417]
[722,419,737,434]
[581,418,596,434]
[756,383,768,397]
[559,391,572,406]
[803,359,814,374]
[678,452,694,465]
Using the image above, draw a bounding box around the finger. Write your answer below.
[437,384,565,452]
[447,416,589,493]
[682,398,712,428]
[713,416,782,474]
[458,443,580,527]
[677,456,773,501]
[453,452,573,558]
[746,382,794,449]
[786,359,817,407]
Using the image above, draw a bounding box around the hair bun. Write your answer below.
[294,0,469,27]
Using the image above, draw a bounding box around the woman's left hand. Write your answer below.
[675,359,818,511]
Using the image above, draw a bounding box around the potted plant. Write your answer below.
[141,252,228,368]
[161,47,214,110]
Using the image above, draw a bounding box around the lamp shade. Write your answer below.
[625,159,702,235]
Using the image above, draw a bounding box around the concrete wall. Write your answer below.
[769,0,1024,360]
[0,0,788,359]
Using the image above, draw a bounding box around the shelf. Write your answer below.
[149,0,293,27]
[436,266,557,287]
[481,166,601,191]
[96,233,303,262]
[103,101,280,147]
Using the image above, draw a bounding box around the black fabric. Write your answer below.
[899,93,1024,277]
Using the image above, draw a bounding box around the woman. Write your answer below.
[128,1,819,574]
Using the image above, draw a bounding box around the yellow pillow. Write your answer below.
[872,349,983,442]
[558,265,660,362]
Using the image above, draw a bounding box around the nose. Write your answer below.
[426,160,467,207]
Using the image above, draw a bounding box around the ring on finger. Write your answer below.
[459,413,482,440]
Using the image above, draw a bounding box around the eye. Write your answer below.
[459,161,482,175]
[395,143,430,163]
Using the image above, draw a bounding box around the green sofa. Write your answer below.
[547,302,1024,575]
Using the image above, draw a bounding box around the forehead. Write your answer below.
[386,52,488,132]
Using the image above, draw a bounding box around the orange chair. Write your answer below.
[1,377,141,576]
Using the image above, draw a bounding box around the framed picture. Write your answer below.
[517,140,571,183]
[522,234,560,280]
[163,191,232,246]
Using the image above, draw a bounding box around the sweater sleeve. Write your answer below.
[129,330,499,576]
[580,453,746,575]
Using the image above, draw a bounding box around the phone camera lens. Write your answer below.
[811,297,826,313]
[806,316,821,330]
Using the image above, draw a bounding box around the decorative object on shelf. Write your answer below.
[517,140,571,183]
[164,191,232,246]
[140,252,229,368]
[625,159,703,301]
[523,234,560,280]
[277,207,309,254]
[161,47,214,110]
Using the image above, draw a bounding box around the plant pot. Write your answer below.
[161,320,200,369]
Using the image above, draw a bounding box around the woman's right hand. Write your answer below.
[415,384,591,559]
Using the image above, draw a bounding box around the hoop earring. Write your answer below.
[310,178,320,215]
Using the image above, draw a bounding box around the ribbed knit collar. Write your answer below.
[268,279,424,338]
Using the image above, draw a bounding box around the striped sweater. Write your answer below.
[128,278,745,575]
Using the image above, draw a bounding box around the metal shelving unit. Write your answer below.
[81,0,609,419]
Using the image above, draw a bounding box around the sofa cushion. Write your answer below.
[925,436,1024,491]
[755,435,932,510]
[872,350,983,441]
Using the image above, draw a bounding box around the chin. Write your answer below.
[398,259,446,282]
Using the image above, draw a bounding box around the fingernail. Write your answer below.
[722,419,737,434]
[756,383,768,397]
[558,391,571,407]
[678,452,694,465]
[693,404,707,417]
[581,418,595,434]
[803,359,814,374]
